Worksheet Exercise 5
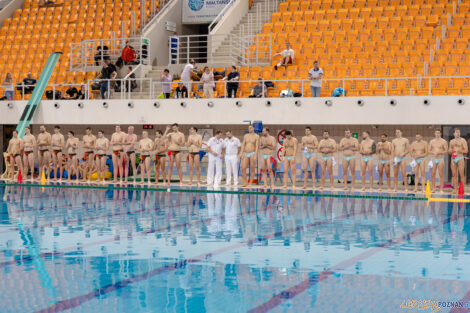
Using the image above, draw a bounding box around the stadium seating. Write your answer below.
[246,0,470,96]
[0,0,158,99]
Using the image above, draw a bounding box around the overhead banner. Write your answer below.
[183,0,231,24]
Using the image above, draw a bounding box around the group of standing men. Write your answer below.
[278,127,466,194]
[5,125,468,194]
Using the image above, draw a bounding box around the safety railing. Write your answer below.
[86,78,154,100]
[208,0,236,33]
[169,34,272,66]
[2,76,469,101]
[150,76,470,99]
[70,37,150,72]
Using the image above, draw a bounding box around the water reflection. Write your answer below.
[0,185,469,313]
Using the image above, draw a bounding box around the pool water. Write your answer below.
[0,184,469,313]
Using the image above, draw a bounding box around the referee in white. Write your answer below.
[206,130,225,187]
[224,130,241,186]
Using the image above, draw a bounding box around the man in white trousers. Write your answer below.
[224,130,241,186]
[206,130,225,187]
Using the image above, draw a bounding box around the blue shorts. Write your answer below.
[262,154,271,160]
[321,156,332,162]
[344,156,355,162]
[285,156,294,161]
[432,158,444,164]
[244,152,256,158]
[379,160,390,165]
[303,152,315,159]
[453,156,464,163]
[415,157,425,164]
[361,156,373,163]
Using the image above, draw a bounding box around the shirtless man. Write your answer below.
[164,123,185,186]
[318,130,337,191]
[449,128,468,194]
[110,125,125,183]
[259,128,276,188]
[392,129,410,193]
[65,130,80,183]
[339,129,359,191]
[37,125,52,181]
[359,131,376,191]
[154,130,168,185]
[187,127,202,186]
[82,127,96,182]
[429,129,448,193]
[138,131,154,185]
[376,134,393,192]
[124,126,138,185]
[282,131,298,189]
[239,124,259,187]
[94,130,109,184]
[7,130,23,181]
[51,126,65,181]
[410,133,429,193]
[301,127,318,190]
[22,126,36,182]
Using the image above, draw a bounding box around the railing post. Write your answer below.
[428,77,432,95]
[385,78,388,96]
[301,79,304,96]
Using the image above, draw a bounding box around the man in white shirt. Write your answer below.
[224,130,241,186]
[180,59,196,93]
[308,61,324,97]
[274,43,294,70]
[206,131,225,187]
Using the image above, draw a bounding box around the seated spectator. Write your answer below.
[161,68,172,99]
[18,72,36,94]
[222,65,240,98]
[116,41,138,68]
[97,59,117,99]
[200,66,214,98]
[77,84,86,99]
[175,82,188,98]
[2,72,14,100]
[274,43,294,70]
[65,85,79,99]
[249,78,266,98]
[125,66,138,92]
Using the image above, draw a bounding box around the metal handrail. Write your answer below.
[209,0,236,33]
[4,76,469,101]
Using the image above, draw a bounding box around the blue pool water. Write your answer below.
[0,184,470,313]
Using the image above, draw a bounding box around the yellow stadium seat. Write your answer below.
[337,8,347,19]
[343,0,354,9]
[384,6,395,17]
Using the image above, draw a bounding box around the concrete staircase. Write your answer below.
[110,65,169,99]
[211,0,281,66]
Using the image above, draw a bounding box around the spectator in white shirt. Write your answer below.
[200,66,215,98]
[223,130,241,186]
[308,61,324,97]
[274,43,294,70]
[206,131,225,187]
[180,59,197,94]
